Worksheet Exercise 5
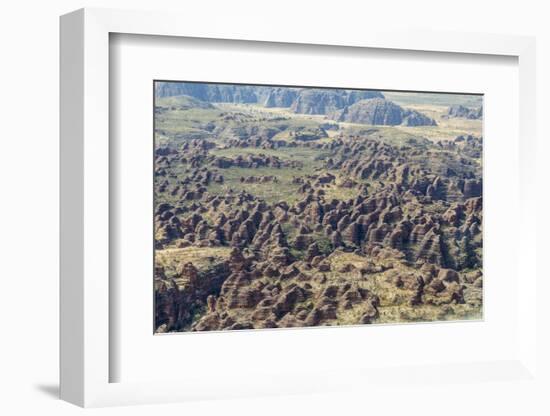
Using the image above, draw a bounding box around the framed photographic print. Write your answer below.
[60,7,542,409]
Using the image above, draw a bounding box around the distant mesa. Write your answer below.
[155,82,259,104]
[155,82,384,114]
[154,82,437,127]
[329,98,437,126]
[447,104,483,120]
[290,89,384,115]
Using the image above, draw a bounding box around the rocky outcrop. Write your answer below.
[155,82,384,114]
[212,153,303,169]
[155,260,230,332]
[448,104,483,119]
[263,88,299,108]
[329,98,436,126]
[290,89,383,115]
[155,82,260,103]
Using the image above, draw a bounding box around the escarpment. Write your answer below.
[329,98,437,126]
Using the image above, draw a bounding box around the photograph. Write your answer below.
[153,81,483,333]
[0,0,544,412]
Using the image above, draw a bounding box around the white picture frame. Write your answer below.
[60,7,540,408]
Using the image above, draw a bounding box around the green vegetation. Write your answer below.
[208,166,310,204]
